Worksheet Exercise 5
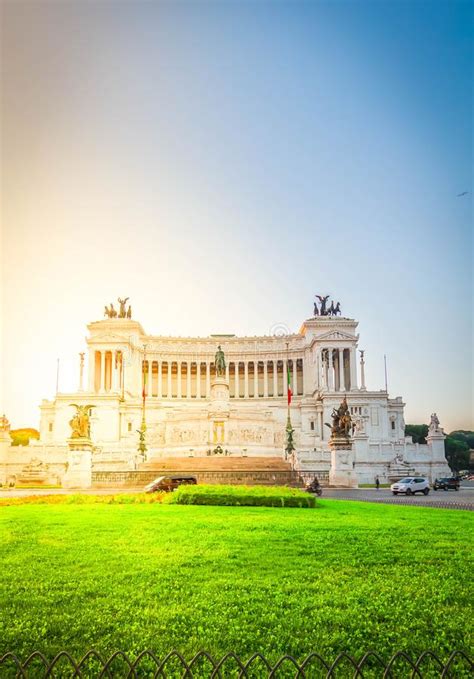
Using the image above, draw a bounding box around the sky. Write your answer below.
[1,0,472,432]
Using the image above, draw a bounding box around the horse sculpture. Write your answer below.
[316,295,330,316]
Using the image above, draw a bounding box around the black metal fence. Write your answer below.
[0,650,472,678]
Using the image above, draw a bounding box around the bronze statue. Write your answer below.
[214,345,226,377]
[316,295,330,316]
[334,302,341,316]
[126,305,132,319]
[118,297,129,318]
[325,397,352,439]
[328,301,335,315]
[69,405,95,439]
[313,301,319,316]
[0,414,10,433]
[104,303,117,318]
[136,428,147,455]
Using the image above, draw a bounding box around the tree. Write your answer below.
[449,430,474,450]
[10,428,39,447]
[445,436,471,472]
[405,424,429,444]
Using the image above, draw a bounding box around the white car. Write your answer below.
[391,477,430,496]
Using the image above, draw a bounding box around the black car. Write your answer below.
[433,477,460,491]
[144,475,197,493]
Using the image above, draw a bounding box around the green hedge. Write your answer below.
[167,484,316,508]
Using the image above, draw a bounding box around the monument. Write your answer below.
[62,404,94,489]
[327,397,358,487]
[209,345,230,447]
[0,293,450,488]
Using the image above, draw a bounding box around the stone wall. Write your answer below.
[92,469,299,488]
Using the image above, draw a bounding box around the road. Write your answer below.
[323,486,474,511]
[1,484,473,510]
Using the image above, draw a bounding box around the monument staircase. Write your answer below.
[92,456,304,488]
[140,455,291,472]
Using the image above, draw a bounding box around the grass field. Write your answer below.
[0,500,472,664]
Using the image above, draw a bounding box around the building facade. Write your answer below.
[17,300,449,485]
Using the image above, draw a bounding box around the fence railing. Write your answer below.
[0,649,472,678]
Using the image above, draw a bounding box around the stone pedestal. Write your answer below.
[427,430,451,478]
[208,377,230,446]
[328,436,358,488]
[63,438,93,489]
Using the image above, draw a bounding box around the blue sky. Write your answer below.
[1,0,472,429]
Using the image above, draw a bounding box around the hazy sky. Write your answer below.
[1,0,472,431]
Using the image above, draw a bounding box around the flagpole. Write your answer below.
[285,341,295,462]
[286,341,291,429]
[138,343,148,460]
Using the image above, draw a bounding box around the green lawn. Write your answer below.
[0,500,472,664]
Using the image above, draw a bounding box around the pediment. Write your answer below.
[88,332,134,344]
[316,330,356,342]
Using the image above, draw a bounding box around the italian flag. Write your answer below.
[287,363,293,405]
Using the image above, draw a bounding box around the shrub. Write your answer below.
[0,493,166,507]
[167,484,316,508]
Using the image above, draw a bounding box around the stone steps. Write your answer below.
[139,456,291,472]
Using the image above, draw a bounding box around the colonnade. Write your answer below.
[92,351,305,398]
[139,358,304,399]
[91,346,359,396]
[317,347,358,392]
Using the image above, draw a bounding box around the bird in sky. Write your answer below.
[456,191,469,197]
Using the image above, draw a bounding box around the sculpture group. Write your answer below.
[326,397,352,439]
[104,297,132,319]
[313,295,341,317]
[69,405,94,439]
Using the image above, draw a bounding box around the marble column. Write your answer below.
[339,348,344,392]
[235,362,240,398]
[263,361,268,398]
[360,351,366,391]
[283,359,288,396]
[186,361,191,398]
[167,361,172,398]
[254,361,259,398]
[148,360,153,398]
[244,362,249,398]
[293,358,298,396]
[177,361,182,398]
[321,351,327,389]
[111,352,117,392]
[196,362,201,399]
[273,360,278,397]
[100,351,106,393]
[327,349,334,391]
[206,362,211,396]
[158,361,162,398]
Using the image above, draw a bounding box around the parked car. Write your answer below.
[433,477,460,491]
[144,475,197,493]
[391,477,430,496]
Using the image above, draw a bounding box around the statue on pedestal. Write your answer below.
[429,413,441,433]
[214,345,226,377]
[0,414,10,433]
[69,405,95,439]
